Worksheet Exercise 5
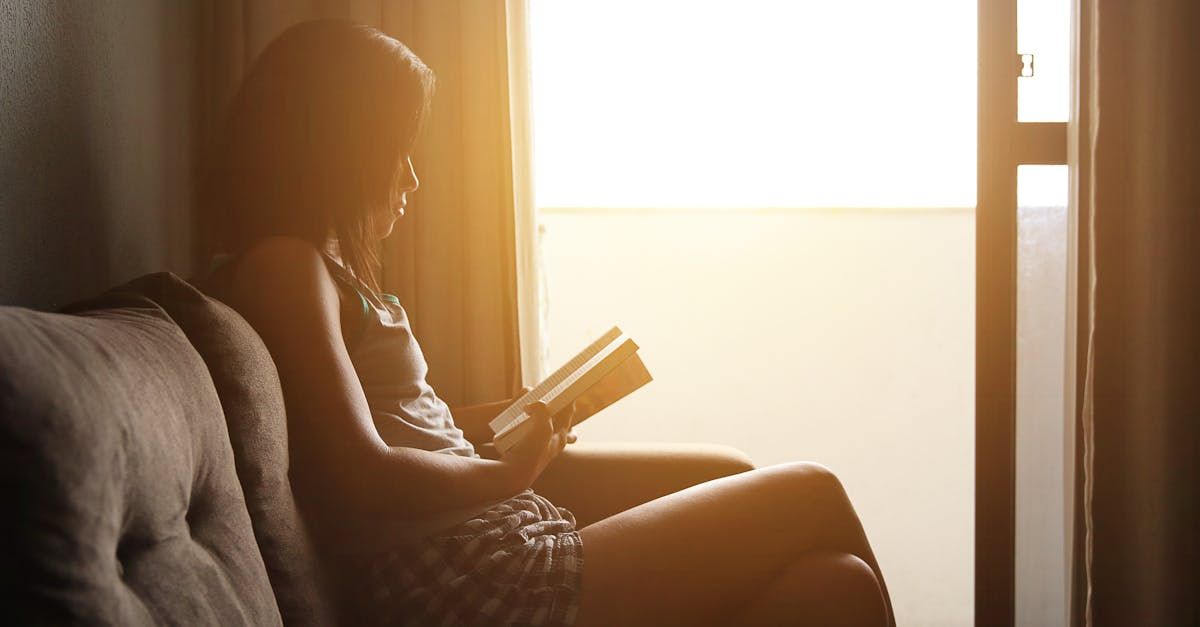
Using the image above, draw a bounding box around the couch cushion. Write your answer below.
[0,295,282,625]
[111,273,336,626]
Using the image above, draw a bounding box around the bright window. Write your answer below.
[530,3,977,625]
[531,0,977,210]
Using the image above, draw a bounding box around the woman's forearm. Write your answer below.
[297,404,563,523]
[360,444,526,518]
[354,409,563,520]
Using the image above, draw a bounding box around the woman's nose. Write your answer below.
[400,156,420,193]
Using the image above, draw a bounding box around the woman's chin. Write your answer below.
[374,210,404,239]
[375,219,398,240]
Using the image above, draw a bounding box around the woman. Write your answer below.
[203,20,893,627]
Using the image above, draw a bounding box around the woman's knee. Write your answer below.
[825,553,884,604]
[763,461,852,513]
[736,551,886,627]
[790,552,887,627]
[769,460,842,487]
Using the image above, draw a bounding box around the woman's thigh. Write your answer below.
[533,443,754,527]
[574,461,862,627]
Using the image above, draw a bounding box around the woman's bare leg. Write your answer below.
[574,462,893,627]
[733,552,888,627]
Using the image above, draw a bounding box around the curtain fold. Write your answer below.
[198,0,529,407]
[1076,0,1200,624]
[503,0,547,386]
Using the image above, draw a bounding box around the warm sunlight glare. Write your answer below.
[531,3,986,624]
[531,0,978,209]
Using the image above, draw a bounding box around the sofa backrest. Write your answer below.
[0,293,282,625]
[110,273,338,626]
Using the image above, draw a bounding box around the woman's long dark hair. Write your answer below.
[203,20,433,292]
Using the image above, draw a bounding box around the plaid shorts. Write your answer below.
[357,491,584,626]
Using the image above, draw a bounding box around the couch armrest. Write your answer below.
[531,442,755,528]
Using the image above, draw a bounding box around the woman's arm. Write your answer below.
[226,237,566,518]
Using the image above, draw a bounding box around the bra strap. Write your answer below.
[316,252,373,349]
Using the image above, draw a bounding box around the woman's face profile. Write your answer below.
[374,154,420,240]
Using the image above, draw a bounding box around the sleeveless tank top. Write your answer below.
[201,247,496,549]
[314,252,476,459]
[203,249,474,458]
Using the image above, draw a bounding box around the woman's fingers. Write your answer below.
[558,401,576,424]
[524,400,549,418]
[500,405,557,490]
[552,402,576,445]
[523,401,560,452]
[527,400,570,458]
[527,399,577,446]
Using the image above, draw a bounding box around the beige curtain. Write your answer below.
[1074,0,1200,624]
[198,0,536,406]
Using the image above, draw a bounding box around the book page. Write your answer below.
[489,326,623,434]
[492,336,636,440]
[492,347,651,453]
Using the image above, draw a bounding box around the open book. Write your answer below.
[489,326,652,454]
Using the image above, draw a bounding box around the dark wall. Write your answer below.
[0,0,197,309]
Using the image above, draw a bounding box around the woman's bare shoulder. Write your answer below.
[233,236,328,279]
[226,236,343,338]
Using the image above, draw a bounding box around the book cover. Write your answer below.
[490,327,651,454]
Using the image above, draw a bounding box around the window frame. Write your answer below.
[976,0,1071,625]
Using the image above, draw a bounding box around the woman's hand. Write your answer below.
[454,386,578,447]
[499,401,574,491]
[452,386,531,445]
[518,388,578,445]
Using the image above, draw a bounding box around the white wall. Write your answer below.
[541,208,976,626]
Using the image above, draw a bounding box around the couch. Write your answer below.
[0,273,753,625]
